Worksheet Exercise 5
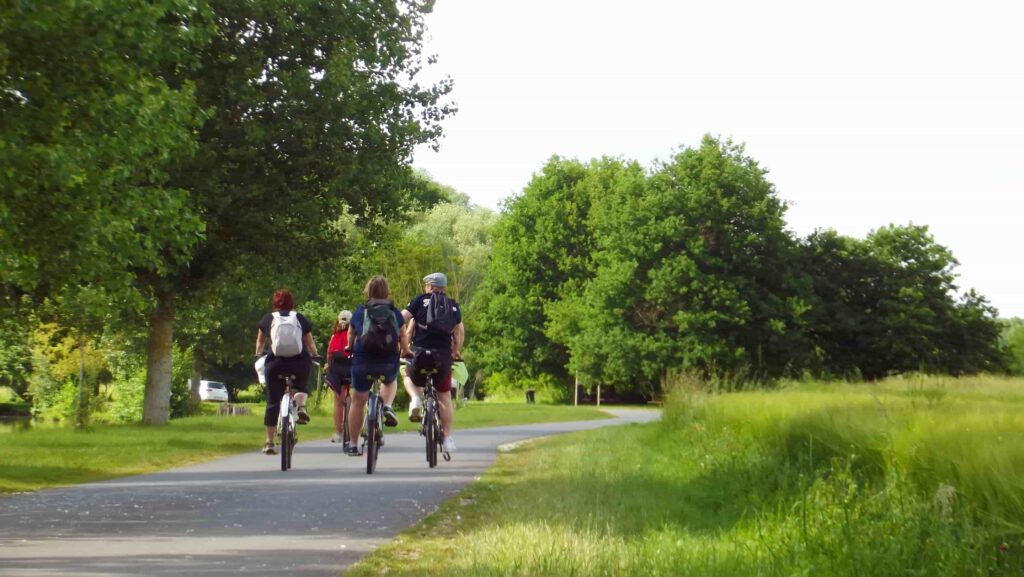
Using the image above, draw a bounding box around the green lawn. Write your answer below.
[0,402,609,494]
[345,375,1024,577]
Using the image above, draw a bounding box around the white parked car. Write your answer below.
[199,380,230,403]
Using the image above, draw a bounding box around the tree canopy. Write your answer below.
[1,1,210,296]
[474,136,1007,396]
[2,1,454,423]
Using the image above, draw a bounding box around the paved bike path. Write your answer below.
[0,409,658,577]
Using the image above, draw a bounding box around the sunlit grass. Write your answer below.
[346,375,1024,577]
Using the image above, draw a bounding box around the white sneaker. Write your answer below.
[408,397,422,422]
[442,436,456,453]
[330,433,343,443]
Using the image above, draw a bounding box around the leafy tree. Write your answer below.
[133,0,453,423]
[321,197,496,324]
[475,138,1007,394]
[864,224,957,375]
[942,289,1005,374]
[474,157,604,385]
[1002,319,1024,375]
[562,137,812,390]
[798,230,887,378]
[0,293,32,396]
[801,225,1004,378]
[0,1,210,296]
[405,199,498,307]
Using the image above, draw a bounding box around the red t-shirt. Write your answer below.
[328,331,350,358]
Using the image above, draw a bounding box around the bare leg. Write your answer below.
[402,371,420,405]
[438,390,454,439]
[347,390,369,446]
[332,389,344,434]
[382,380,398,406]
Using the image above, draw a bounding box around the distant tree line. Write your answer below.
[473,136,1011,397]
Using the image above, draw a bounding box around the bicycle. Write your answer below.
[406,352,451,468]
[321,354,353,449]
[276,372,300,472]
[359,372,387,475]
[270,356,320,472]
[312,345,328,411]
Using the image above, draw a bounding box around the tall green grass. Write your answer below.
[346,376,1024,577]
[666,374,1024,534]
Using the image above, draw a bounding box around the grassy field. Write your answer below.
[0,402,609,494]
[345,375,1024,577]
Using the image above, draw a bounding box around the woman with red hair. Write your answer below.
[254,288,320,455]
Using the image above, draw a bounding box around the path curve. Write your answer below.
[0,409,658,577]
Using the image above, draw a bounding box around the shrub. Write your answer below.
[480,371,570,403]
[106,370,145,424]
[234,383,264,404]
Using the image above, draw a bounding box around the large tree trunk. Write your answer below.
[142,292,175,425]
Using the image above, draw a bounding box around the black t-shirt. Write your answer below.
[259,310,313,357]
[404,292,461,351]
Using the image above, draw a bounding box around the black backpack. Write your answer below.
[359,300,399,354]
[423,292,457,335]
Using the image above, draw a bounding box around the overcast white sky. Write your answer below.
[412,0,1024,318]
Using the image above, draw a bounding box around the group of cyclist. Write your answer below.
[254,272,464,460]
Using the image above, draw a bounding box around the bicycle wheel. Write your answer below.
[289,409,297,467]
[280,418,291,471]
[365,396,379,474]
[424,403,438,468]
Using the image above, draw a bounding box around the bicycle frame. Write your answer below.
[418,367,450,468]
[277,377,298,471]
[362,375,385,474]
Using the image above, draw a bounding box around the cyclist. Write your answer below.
[400,272,464,454]
[254,288,320,455]
[326,310,353,445]
[344,275,403,456]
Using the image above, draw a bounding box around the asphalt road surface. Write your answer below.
[0,409,658,577]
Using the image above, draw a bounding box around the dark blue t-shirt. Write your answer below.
[405,292,462,351]
[350,301,403,363]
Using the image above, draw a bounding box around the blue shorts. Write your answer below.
[351,362,399,393]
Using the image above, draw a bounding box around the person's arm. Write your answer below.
[304,332,319,358]
[452,322,464,359]
[340,330,351,358]
[399,309,414,356]
[400,318,414,356]
[326,333,337,367]
[345,325,356,352]
[255,329,267,356]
